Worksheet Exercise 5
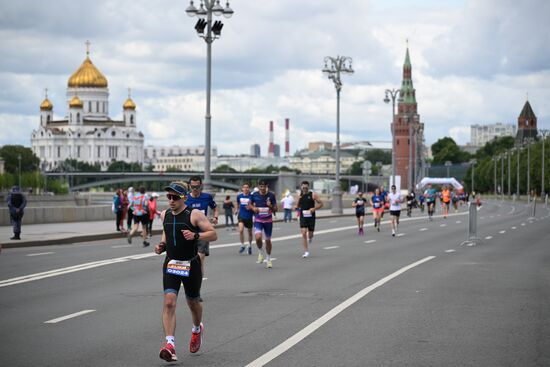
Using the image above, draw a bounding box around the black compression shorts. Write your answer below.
[163,256,202,300]
[299,217,316,231]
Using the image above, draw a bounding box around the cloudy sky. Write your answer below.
[1,0,549,155]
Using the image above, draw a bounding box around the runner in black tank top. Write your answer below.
[155,182,218,362]
[296,181,324,258]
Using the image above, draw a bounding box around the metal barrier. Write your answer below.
[461,201,480,246]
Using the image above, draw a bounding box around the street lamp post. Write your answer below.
[407,124,421,191]
[470,159,476,193]
[493,156,497,196]
[524,137,533,202]
[540,129,549,197]
[384,88,401,188]
[444,160,452,178]
[186,0,234,191]
[17,154,22,188]
[516,143,521,197]
[507,149,511,197]
[323,55,354,214]
[500,153,504,201]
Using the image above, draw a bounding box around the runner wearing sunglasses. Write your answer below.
[156,181,217,362]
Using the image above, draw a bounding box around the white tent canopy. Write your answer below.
[416,177,464,190]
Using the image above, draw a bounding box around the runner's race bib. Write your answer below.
[373,202,381,209]
[240,198,250,206]
[302,210,312,218]
[257,207,270,217]
[166,260,191,277]
[357,200,364,206]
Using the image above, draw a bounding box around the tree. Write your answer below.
[0,145,39,174]
[363,149,391,165]
[213,164,237,173]
[475,136,515,159]
[431,137,471,164]
[107,161,142,172]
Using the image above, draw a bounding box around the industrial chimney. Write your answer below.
[268,120,275,158]
[285,118,290,157]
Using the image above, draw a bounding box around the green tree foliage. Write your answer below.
[363,149,391,165]
[475,136,515,159]
[0,145,39,174]
[431,137,471,164]
[107,161,142,172]
[212,164,237,173]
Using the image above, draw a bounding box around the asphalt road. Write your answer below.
[1,201,549,367]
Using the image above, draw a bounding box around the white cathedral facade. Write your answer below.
[31,45,144,171]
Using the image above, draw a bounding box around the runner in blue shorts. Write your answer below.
[248,179,277,269]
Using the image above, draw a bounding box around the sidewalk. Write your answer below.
[0,208,360,248]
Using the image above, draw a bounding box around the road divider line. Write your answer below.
[364,240,376,244]
[111,245,132,248]
[440,224,447,227]
[26,252,55,257]
[511,226,517,230]
[485,236,493,240]
[244,256,436,367]
[323,246,340,250]
[419,228,428,232]
[445,249,456,253]
[396,233,405,237]
[499,230,506,234]
[455,221,462,224]
[44,309,96,324]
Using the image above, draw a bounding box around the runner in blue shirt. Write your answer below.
[235,183,254,255]
[371,187,384,232]
[185,176,219,275]
[423,183,438,221]
[379,185,389,219]
[248,179,277,269]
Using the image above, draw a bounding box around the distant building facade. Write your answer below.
[515,100,538,142]
[144,145,217,161]
[289,150,356,174]
[250,144,261,157]
[470,123,516,146]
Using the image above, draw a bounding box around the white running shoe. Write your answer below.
[302,251,310,258]
[257,252,265,264]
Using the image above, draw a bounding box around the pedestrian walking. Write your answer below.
[113,189,123,231]
[127,186,150,247]
[155,181,217,362]
[281,191,295,222]
[6,185,26,240]
[147,192,161,237]
[222,195,235,229]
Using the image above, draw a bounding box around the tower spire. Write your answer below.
[44,88,48,99]
[85,40,91,56]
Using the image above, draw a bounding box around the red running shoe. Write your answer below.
[159,342,177,362]
[189,323,204,353]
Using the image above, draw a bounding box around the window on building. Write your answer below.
[88,101,92,112]
[397,139,399,145]
[109,146,118,159]
[57,146,61,157]
[96,101,99,112]
[77,146,81,158]
[130,115,134,125]
[77,113,80,123]
[97,146,101,158]
[126,146,130,158]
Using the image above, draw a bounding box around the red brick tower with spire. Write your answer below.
[515,97,538,142]
[393,45,424,190]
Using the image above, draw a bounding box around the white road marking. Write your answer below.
[445,249,456,253]
[511,226,517,230]
[396,233,405,237]
[485,236,493,240]
[262,258,277,263]
[480,217,485,219]
[364,240,376,244]
[499,230,506,234]
[44,309,96,324]
[26,252,55,257]
[111,245,132,248]
[419,228,428,231]
[497,214,501,217]
[244,256,436,367]
[521,223,526,226]
[330,220,338,223]
[323,246,340,250]
[455,221,462,224]
[202,277,208,280]
[440,224,447,227]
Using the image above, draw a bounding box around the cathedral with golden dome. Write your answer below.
[31,42,144,171]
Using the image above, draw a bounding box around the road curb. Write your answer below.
[1,213,359,249]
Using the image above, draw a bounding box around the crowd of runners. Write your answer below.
[114,177,473,362]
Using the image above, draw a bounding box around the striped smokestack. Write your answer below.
[268,120,275,157]
[285,118,290,157]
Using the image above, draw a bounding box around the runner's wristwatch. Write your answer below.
[194,233,200,240]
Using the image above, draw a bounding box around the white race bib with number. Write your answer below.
[166,260,191,277]
[240,198,250,206]
[257,207,270,217]
[302,210,312,218]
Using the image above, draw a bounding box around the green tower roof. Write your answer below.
[400,47,416,104]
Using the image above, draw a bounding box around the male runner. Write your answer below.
[406,190,416,217]
[379,185,389,218]
[388,185,402,236]
[424,183,437,221]
[352,191,367,235]
[248,179,277,268]
[155,182,217,362]
[127,186,150,247]
[441,186,451,218]
[185,176,218,275]
[296,181,323,258]
[236,183,254,255]
[371,188,384,232]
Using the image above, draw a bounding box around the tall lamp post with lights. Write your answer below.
[322,55,354,214]
[524,137,534,202]
[469,159,476,193]
[515,142,521,197]
[408,124,422,191]
[186,0,234,190]
[384,89,401,188]
[540,129,549,197]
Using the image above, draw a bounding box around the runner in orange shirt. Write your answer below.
[441,186,451,219]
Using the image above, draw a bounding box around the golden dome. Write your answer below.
[123,97,136,110]
[68,56,108,88]
[40,98,53,111]
[69,95,83,108]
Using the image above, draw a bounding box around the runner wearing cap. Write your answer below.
[236,183,254,255]
[388,185,402,237]
[156,181,217,362]
[352,191,366,235]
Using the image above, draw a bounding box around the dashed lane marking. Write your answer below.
[323,246,340,250]
[499,230,506,234]
[244,256,436,367]
[364,240,376,244]
[396,233,405,237]
[44,309,96,324]
[202,277,208,280]
[485,236,493,240]
[511,226,517,230]
[26,252,55,257]
[440,224,447,227]
[419,228,428,231]
[445,249,456,253]
[521,223,526,226]
[455,220,462,224]
[330,220,338,223]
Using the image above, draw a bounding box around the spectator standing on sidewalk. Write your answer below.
[6,185,27,240]
[126,187,135,230]
[147,192,161,237]
[113,189,124,232]
[223,195,236,229]
[120,189,129,233]
[281,191,295,222]
[127,186,150,247]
